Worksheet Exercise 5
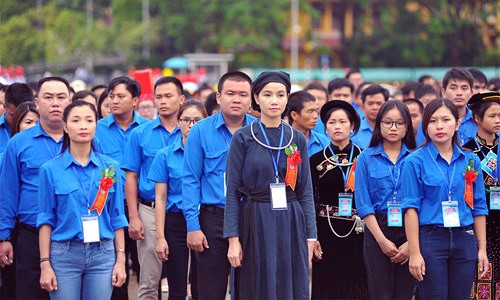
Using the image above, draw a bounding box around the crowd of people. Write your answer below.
[0,67,498,300]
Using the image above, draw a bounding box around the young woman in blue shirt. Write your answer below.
[355,100,416,299]
[148,99,207,300]
[37,100,128,300]
[401,98,489,300]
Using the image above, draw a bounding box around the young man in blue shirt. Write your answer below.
[0,77,71,299]
[122,76,184,300]
[182,71,255,299]
[288,90,330,157]
[94,76,149,299]
[351,85,389,149]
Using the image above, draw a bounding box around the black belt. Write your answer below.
[19,223,37,234]
[139,198,156,208]
[200,205,224,217]
[238,187,298,203]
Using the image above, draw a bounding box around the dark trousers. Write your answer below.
[15,224,49,300]
[1,224,18,300]
[196,206,230,300]
[363,215,415,300]
[165,212,198,300]
[418,225,477,300]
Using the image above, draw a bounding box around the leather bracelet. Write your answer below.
[40,257,50,263]
[116,248,125,254]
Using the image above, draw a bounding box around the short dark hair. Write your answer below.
[5,83,34,107]
[303,81,328,96]
[217,71,252,93]
[90,85,107,93]
[403,98,424,114]
[178,99,208,120]
[421,98,459,146]
[11,101,39,137]
[61,100,98,154]
[442,68,474,90]
[415,84,438,100]
[37,76,71,98]
[72,90,97,103]
[401,81,421,97]
[204,92,219,116]
[361,84,389,104]
[345,68,361,79]
[327,78,354,95]
[107,76,141,98]
[467,68,488,85]
[418,75,434,84]
[0,83,8,93]
[287,91,316,125]
[368,100,416,150]
[196,84,213,94]
[355,81,373,99]
[154,76,184,95]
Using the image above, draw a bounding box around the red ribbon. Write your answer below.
[285,151,302,191]
[464,171,477,209]
[89,178,113,215]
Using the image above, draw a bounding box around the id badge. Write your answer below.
[81,215,100,243]
[338,193,353,217]
[441,201,460,227]
[490,187,500,210]
[387,202,402,227]
[270,183,287,210]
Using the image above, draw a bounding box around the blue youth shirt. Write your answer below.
[354,143,411,219]
[95,112,149,164]
[308,130,330,157]
[0,113,11,155]
[351,117,373,149]
[182,112,256,232]
[37,150,128,241]
[312,118,325,135]
[0,123,63,239]
[121,118,181,201]
[148,138,184,213]
[400,142,487,227]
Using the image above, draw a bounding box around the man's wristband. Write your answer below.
[40,257,50,263]
[116,248,125,254]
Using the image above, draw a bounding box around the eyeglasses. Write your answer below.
[179,118,202,125]
[381,121,407,129]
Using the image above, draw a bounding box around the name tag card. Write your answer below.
[387,202,402,227]
[82,215,100,243]
[338,193,353,217]
[442,201,460,227]
[490,187,500,210]
[270,183,287,210]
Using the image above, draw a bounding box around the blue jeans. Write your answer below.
[49,239,115,300]
[418,225,477,300]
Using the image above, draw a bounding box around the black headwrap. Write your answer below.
[251,71,291,112]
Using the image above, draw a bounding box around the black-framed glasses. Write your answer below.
[179,118,202,125]
[381,121,407,129]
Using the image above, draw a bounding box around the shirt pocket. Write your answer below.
[168,171,182,197]
[368,168,392,196]
[205,149,227,175]
[422,175,445,201]
[24,158,49,180]
[54,182,80,211]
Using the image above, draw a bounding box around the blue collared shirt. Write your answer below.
[37,150,128,241]
[351,117,373,149]
[148,138,184,213]
[354,143,411,219]
[416,109,478,146]
[400,142,487,227]
[352,103,365,119]
[308,130,330,157]
[121,118,181,201]
[0,113,11,155]
[312,118,325,135]
[182,112,256,232]
[0,123,64,239]
[95,113,149,164]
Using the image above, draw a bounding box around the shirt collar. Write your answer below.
[214,112,254,129]
[359,117,373,132]
[426,141,464,162]
[171,137,184,152]
[463,108,473,123]
[0,113,6,127]
[62,148,101,170]
[371,143,410,160]
[104,112,142,128]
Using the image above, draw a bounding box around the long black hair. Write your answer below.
[61,100,98,154]
[368,100,416,150]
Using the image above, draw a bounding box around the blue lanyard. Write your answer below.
[387,163,400,203]
[427,147,456,201]
[328,144,354,191]
[258,121,285,183]
[72,166,96,213]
